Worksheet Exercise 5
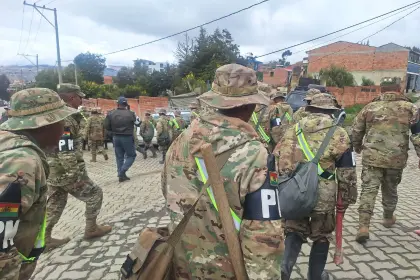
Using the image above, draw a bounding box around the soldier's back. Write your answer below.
[352,92,418,169]
[293,106,308,122]
[88,115,104,141]
[163,112,282,279]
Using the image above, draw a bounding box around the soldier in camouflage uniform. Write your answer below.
[352,91,420,243]
[162,64,284,279]
[156,109,170,164]
[169,110,186,142]
[270,92,294,145]
[189,102,200,122]
[139,111,157,159]
[0,88,76,280]
[275,94,357,280]
[293,88,321,122]
[85,107,108,162]
[79,106,90,151]
[46,84,112,251]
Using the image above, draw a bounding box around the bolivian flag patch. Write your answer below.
[63,131,71,137]
[0,203,20,218]
[269,172,279,186]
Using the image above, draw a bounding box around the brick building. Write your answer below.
[306,41,420,91]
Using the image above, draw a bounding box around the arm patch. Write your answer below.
[58,128,74,152]
[243,187,282,221]
[336,149,355,168]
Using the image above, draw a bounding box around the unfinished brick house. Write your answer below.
[306,41,420,92]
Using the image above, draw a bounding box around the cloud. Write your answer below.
[0,0,419,67]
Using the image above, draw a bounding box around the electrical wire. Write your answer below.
[309,4,420,64]
[23,7,35,54]
[17,5,26,54]
[103,0,270,56]
[254,0,420,58]
[290,3,420,57]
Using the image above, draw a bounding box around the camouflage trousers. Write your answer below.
[46,173,103,232]
[0,253,36,280]
[284,212,335,242]
[89,140,107,157]
[358,165,403,227]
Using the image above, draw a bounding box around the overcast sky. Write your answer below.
[1,0,419,67]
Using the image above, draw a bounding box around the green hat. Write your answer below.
[304,88,321,101]
[307,93,338,110]
[272,92,287,100]
[198,64,270,109]
[0,88,77,131]
[57,83,85,98]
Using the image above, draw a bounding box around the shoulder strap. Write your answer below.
[167,145,243,247]
[255,107,267,131]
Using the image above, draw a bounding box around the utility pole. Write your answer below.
[23,1,63,83]
[17,53,39,73]
[74,63,78,85]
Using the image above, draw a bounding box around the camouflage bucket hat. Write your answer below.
[57,83,85,98]
[272,92,287,100]
[198,64,270,109]
[189,102,199,109]
[0,88,77,131]
[304,88,321,101]
[159,108,167,114]
[307,93,338,110]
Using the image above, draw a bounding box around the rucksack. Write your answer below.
[277,121,339,220]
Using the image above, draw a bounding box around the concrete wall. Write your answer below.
[351,70,406,86]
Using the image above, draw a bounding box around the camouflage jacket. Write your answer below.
[85,114,105,141]
[156,116,169,138]
[139,117,155,141]
[0,131,48,279]
[274,113,357,212]
[269,102,294,144]
[47,113,85,186]
[79,112,89,138]
[293,106,308,122]
[352,92,420,169]
[162,112,283,280]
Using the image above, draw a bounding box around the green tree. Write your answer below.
[35,69,58,90]
[74,52,106,84]
[115,67,135,88]
[177,27,241,82]
[361,76,375,86]
[319,65,355,88]
[0,74,11,101]
[279,50,292,67]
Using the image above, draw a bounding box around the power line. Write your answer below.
[255,0,420,58]
[310,4,420,64]
[23,7,35,53]
[291,3,419,57]
[17,5,26,54]
[45,0,60,5]
[103,0,270,56]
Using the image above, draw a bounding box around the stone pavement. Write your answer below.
[31,146,420,280]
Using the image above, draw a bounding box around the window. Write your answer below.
[160,63,164,68]
[409,52,420,64]
[270,71,274,77]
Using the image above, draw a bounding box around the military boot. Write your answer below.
[90,154,96,162]
[383,215,396,228]
[281,232,303,280]
[151,146,158,158]
[356,226,370,244]
[159,151,166,164]
[45,227,70,251]
[308,240,330,280]
[84,218,112,240]
[104,154,108,161]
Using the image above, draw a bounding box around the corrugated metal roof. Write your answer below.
[169,92,199,108]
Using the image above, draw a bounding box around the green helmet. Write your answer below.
[0,88,77,131]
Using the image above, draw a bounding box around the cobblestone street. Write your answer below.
[31,146,420,280]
